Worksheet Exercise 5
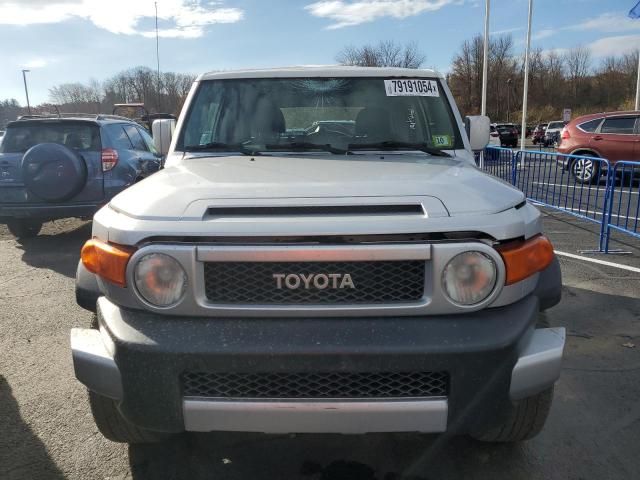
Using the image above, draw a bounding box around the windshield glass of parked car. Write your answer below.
[0,122,101,153]
[178,77,463,153]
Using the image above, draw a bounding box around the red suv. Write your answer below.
[557,111,640,183]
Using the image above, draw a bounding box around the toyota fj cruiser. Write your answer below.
[71,66,564,444]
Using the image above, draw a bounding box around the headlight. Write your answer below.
[442,251,497,306]
[134,253,187,307]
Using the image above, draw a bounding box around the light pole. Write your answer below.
[520,0,533,153]
[480,0,490,169]
[21,69,31,115]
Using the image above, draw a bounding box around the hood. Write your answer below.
[109,153,524,220]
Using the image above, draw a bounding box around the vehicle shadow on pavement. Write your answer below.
[16,220,91,279]
[127,432,526,480]
[0,376,65,480]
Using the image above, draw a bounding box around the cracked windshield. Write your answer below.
[1,1,639,480]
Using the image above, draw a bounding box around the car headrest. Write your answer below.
[251,99,285,138]
[355,107,391,141]
[65,133,84,149]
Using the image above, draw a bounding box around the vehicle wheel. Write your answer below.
[88,390,171,444]
[472,387,554,443]
[571,157,600,184]
[7,219,43,239]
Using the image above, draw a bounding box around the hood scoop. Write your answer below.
[205,204,425,219]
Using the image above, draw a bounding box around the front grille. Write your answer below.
[203,260,425,304]
[182,371,449,399]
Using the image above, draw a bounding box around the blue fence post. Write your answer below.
[600,162,613,253]
[511,150,519,186]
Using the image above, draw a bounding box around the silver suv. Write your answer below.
[71,67,564,444]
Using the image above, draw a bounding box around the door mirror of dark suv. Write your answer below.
[152,119,176,156]
[465,115,491,151]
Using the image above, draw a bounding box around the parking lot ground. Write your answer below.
[1,211,639,480]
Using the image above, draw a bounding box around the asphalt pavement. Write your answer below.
[1,212,639,480]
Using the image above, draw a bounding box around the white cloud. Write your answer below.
[533,29,555,41]
[587,34,640,57]
[491,27,522,36]
[569,12,640,34]
[304,0,457,29]
[23,58,51,68]
[0,0,243,38]
[531,12,640,42]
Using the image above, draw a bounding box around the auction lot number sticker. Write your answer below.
[384,79,439,97]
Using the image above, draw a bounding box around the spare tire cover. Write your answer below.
[21,143,87,202]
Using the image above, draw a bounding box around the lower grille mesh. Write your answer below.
[182,371,449,399]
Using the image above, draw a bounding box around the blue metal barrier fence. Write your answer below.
[604,161,640,252]
[479,146,640,253]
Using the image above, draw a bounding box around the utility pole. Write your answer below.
[635,50,640,110]
[520,0,533,153]
[629,4,640,108]
[480,0,490,169]
[155,1,161,112]
[22,69,31,115]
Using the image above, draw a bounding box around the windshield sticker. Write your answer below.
[384,79,439,97]
[432,134,452,147]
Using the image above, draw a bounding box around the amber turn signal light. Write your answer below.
[81,239,135,287]
[496,235,555,285]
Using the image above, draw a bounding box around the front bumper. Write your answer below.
[71,286,565,435]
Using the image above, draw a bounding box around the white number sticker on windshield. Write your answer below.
[384,79,439,97]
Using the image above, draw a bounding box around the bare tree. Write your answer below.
[449,34,518,119]
[336,40,425,68]
[564,46,591,102]
[48,67,195,116]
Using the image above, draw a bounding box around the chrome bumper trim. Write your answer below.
[183,398,448,434]
[510,327,566,400]
[196,243,432,262]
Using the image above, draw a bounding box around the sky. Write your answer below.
[1,0,640,105]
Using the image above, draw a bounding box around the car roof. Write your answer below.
[6,115,140,128]
[571,110,640,124]
[199,65,444,81]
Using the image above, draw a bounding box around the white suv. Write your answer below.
[71,67,564,444]
[544,120,567,146]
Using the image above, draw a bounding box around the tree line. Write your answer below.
[447,34,639,124]
[338,38,639,124]
[0,66,195,128]
[1,38,638,129]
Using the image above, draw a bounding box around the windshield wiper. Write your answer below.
[348,141,451,157]
[184,142,260,155]
[265,142,349,155]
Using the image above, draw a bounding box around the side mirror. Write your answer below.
[152,118,176,156]
[465,115,491,151]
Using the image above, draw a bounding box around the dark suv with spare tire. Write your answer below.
[0,114,162,239]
